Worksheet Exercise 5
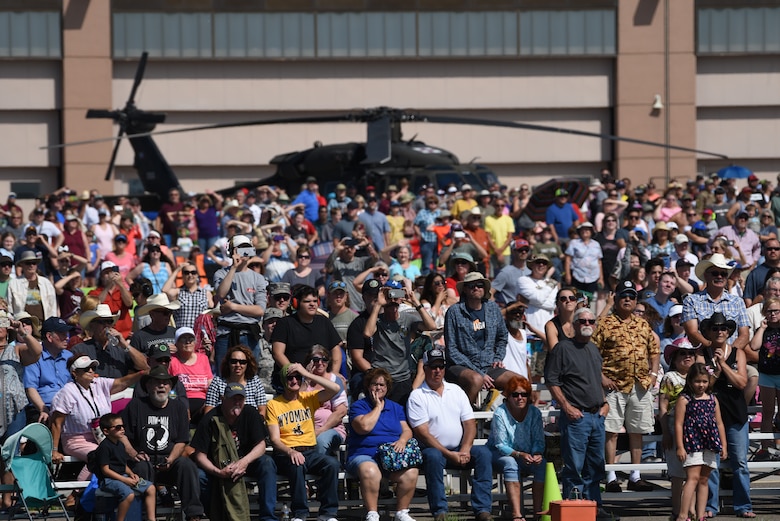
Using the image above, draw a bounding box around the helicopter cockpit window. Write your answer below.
[461,173,485,190]
[432,173,463,191]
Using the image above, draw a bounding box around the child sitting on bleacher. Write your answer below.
[90,413,156,521]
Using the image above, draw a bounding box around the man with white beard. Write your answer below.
[191,383,277,521]
[545,308,616,521]
[121,366,205,521]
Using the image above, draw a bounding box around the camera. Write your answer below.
[727,240,735,247]
[0,317,10,329]
[388,289,406,299]
[273,235,285,242]
[236,246,256,258]
[453,231,466,239]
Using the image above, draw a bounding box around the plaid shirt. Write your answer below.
[681,289,749,344]
[414,208,439,243]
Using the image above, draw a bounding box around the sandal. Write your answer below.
[736,513,756,519]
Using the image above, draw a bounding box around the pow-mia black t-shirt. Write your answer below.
[130,326,177,357]
[121,396,190,461]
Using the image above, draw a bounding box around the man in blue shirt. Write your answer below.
[359,197,391,250]
[23,317,74,424]
[545,189,580,245]
[291,176,321,223]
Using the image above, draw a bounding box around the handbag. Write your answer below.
[375,438,423,472]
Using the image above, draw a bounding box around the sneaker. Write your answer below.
[292,518,305,521]
[754,449,772,461]
[627,478,653,492]
[475,512,494,521]
[318,516,338,521]
[366,511,381,521]
[604,480,622,493]
[394,509,415,521]
[596,507,619,520]
[641,456,662,463]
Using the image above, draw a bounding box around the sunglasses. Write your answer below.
[433,280,445,286]
[707,270,728,278]
[286,374,301,382]
[79,367,96,373]
[465,282,485,289]
[518,248,530,253]
[298,255,311,259]
[510,392,530,398]
[311,356,330,364]
[229,359,248,365]
[182,270,198,276]
[577,318,597,325]
[274,294,291,300]
[509,308,526,315]
[428,365,445,371]
[618,293,638,300]
[376,272,389,277]
[766,247,780,252]
[765,309,780,315]
[0,263,12,268]
[248,263,262,269]
[109,424,125,431]
[710,325,730,332]
[678,352,696,358]
[558,295,577,303]
[330,281,347,290]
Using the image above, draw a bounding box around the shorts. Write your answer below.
[664,415,685,479]
[746,363,758,382]
[345,455,378,477]
[684,449,718,469]
[100,475,153,499]
[446,365,508,384]
[604,382,655,434]
[757,370,780,388]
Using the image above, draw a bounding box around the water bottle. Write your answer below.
[108,335,119,349]
[281,503,290,521]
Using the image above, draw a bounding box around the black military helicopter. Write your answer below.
[55,52,729,204]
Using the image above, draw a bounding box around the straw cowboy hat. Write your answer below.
[456,271,492,296]
[694,253,733,281]
[79,304,119,329]
[135,293,181,317]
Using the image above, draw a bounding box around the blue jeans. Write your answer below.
[707,421,751,516]
[274,448,340,519]
[214,332,258,374]
[421,445,493,516]
[559,411,605,505]
[419,240,437,275]
[250,455,278,521]
[316,429,345,457]
[491,451,546,483]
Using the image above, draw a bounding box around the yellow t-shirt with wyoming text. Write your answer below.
[266,391,320,448]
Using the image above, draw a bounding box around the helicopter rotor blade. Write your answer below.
[126,52,148,106]
[41,114,356,149]
[86,109,119,120]
[104,126,126,181]
[364,115,392,164]
[411,113,729,159]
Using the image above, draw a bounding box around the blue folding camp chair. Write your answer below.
[0,423,70,521]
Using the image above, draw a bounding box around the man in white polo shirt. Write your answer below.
[407,349,493,521]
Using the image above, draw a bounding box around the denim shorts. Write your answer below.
[101,476,153,499]
[758,371,780,389]
[345,454,377,477]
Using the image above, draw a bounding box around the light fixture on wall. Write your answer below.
[652,94,664,111]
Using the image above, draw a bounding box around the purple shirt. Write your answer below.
[195,207,220,239]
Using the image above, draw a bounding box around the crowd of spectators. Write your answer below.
[2,168,780,521]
